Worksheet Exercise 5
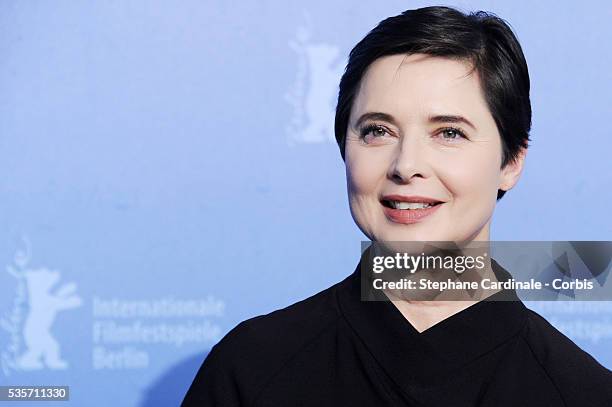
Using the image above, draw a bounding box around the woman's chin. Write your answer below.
[374,230,448,243]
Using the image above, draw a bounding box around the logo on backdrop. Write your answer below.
[1,237,82,375]
[1,236,226,375]
[285,12,346,145]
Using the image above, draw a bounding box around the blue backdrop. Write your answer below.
[1,1,611,406]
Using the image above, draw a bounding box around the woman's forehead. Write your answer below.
[352,54,491,125]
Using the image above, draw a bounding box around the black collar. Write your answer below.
[336,248,528,390]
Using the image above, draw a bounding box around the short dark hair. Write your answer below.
[334,6,531,201]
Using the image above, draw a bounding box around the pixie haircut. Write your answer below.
[334,6,532,201]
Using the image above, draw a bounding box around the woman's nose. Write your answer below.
[387,133,427,183]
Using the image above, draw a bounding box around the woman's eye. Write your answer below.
[360,124,389,141]
[438,127,467,141]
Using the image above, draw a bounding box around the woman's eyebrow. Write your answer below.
[429,114,477,131]
[354,112,398,129]
[354,112,477,131]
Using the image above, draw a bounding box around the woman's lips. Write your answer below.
[381,202,442,224]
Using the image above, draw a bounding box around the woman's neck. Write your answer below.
[390,298,479,333]
[384,253,501,333]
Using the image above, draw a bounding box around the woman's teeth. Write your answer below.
[388,201,437,210]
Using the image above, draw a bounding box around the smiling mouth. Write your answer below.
[381,200,443,210]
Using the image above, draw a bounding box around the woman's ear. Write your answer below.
[499,147,527,192]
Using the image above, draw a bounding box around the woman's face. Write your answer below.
[345,53,525,243]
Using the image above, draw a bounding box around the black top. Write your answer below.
[182,254,612,406]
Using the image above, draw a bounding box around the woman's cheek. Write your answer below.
[346,154,383,193]
[435,157,475,199]
[444,150,499,195]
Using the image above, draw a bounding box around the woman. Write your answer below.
[183,6,612,406]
